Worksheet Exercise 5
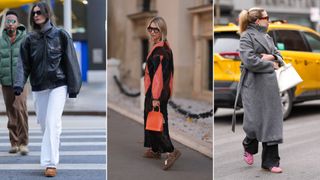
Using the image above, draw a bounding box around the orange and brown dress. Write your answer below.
[143,41,174,153]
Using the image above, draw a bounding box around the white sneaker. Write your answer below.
[9,146,19,153]
[19,145,29,156]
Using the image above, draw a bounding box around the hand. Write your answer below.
[273,62,279,70]
[261,53,275,61]
[152,100,160,107]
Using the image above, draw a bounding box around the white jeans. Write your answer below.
[33,86,67,168]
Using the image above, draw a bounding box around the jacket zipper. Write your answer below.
[10,42,13,86]
[44,37,48,81]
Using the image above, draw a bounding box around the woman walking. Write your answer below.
[238,7,284,173]
[14,2,81,177]
[143,16,181,170]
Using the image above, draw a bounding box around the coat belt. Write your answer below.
[231,67,247,132]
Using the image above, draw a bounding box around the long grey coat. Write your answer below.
[239,24,284,144]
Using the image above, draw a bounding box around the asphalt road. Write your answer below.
[0,115,106,180]
[214,100,320,180]
[108,108,213,180]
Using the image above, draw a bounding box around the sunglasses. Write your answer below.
[147,26,160,33]
[6,19,17,24]
[259,16,269,21]
[32,10,42,16]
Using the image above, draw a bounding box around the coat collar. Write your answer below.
[40,20,53,34]
[146,41,170,60]
[2,24,26,43]
[247,24,272,52]
[33,25,57,39]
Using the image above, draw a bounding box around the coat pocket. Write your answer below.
[47,49,65,80]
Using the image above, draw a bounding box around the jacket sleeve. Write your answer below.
[151,54,164,100]
[151,49,172,101]
[272,46,285,67]
[14,36,31,90]
[239,33,275,73]
[60,30,82,98]
[0,39,2,85]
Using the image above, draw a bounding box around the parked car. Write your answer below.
[214,21,320,119]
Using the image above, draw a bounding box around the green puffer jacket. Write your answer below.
[0,25,26,86]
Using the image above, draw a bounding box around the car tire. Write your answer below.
[280,89,293,120]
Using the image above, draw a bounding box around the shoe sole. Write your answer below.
[163,151,181,170]
[9,151,19,154]
[20,151,28,156]
[261,167,282,173]
[45,173,56,177]
[143,155,161,159]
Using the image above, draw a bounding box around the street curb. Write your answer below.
[108,102,213,158]
[0,111,106,116]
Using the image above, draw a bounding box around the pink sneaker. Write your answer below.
[269,167,282,173]
[244,151,253,165]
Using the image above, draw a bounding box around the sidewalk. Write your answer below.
[0,70,106,116]
[108,78,213,158]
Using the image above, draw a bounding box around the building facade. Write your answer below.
[108,0,213,101]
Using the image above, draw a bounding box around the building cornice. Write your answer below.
[188,4,213,14]
[127,11,157,21]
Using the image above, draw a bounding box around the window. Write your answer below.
[273,30,308,52]
[208,39,213,91]
[303,32,320,53]
[142,0,151,12]
[267,31,276,45]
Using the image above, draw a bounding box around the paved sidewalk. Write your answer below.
[107,78,213,157]
[215,103,320,180]
[108,109,212,180]
[0,70,106,116]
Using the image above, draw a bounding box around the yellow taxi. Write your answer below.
[214,21,320,119]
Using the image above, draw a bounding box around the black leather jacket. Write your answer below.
[14,25,82,98]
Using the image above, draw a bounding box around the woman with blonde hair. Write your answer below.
[236,7,284,173]
[143,16,181,170]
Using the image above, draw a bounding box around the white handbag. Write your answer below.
[275,63,303,92]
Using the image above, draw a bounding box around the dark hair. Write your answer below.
[29,1,55,30]
[6,10,19,19]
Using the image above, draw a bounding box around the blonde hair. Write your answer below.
[239,7,266,34]
[146,16,167,41]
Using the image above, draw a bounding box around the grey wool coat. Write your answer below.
[239,23,284,144]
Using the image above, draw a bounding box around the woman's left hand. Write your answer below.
[152,100,160,107]
[273,62,280,70]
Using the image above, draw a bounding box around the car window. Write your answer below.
[214,32,240,53]
[273,30,309,52]
[267,31,276,45]
[303,32,320,53]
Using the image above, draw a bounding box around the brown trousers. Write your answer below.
[2,86,29,147]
